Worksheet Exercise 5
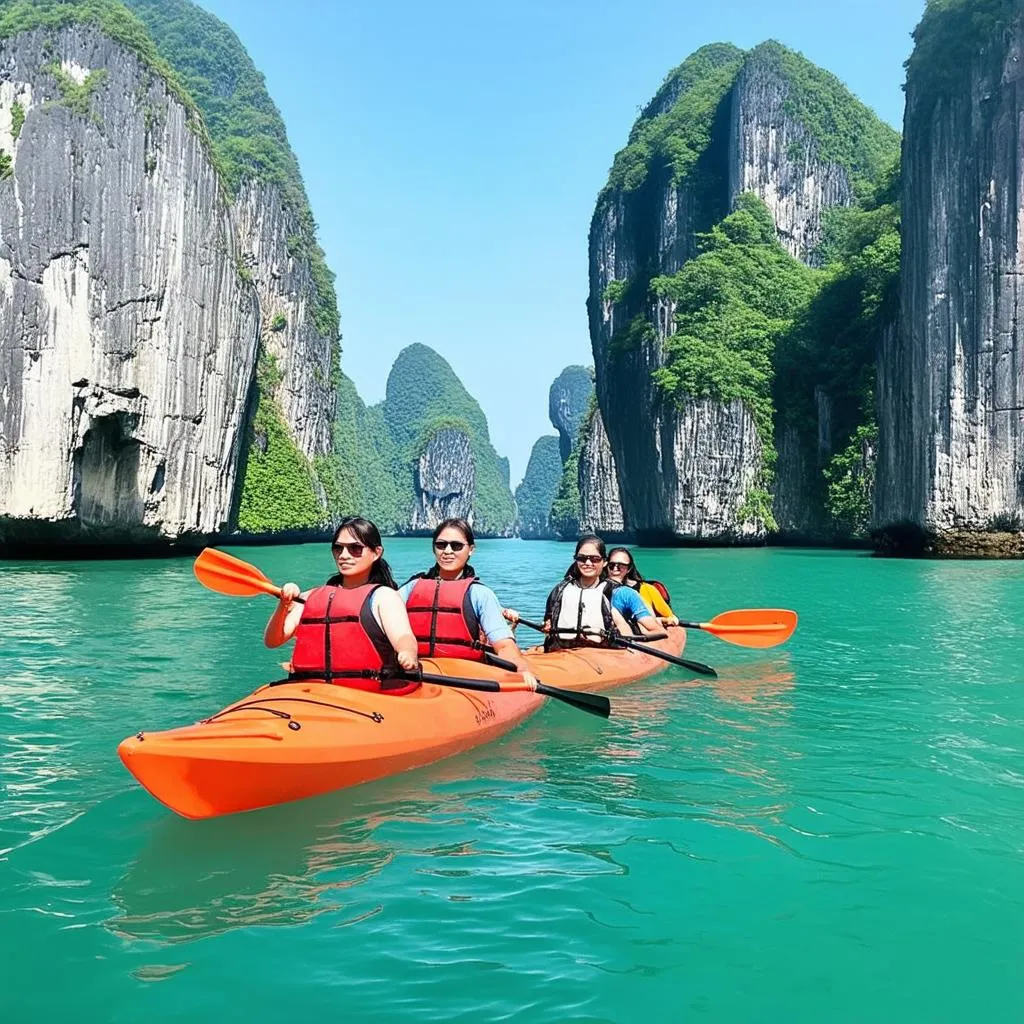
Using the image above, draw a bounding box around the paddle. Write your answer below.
[194,547,306,603]
[674,609,797,649]
[599,631,717,677]
[388,670,610,719]
[512,618,718,678]
[193,548,610,718]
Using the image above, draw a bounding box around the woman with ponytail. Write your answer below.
[400,518,539,686]
[264,517,421,693]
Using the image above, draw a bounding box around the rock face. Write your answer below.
[728,53,854,265]
[234,181,334,463]
[410,428,474,532]
[378,344,516,537]
[588,41,897,543]
[514,435,562,540]
[549,365,593,461]
[773,387,837,540]
[875,15,1024,555]
[0,3,344,552]
[0,27,258,550]
[577,407,625,535]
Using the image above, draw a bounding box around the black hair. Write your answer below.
[421,517,477,579]
[327,516,398,589]
[564,533,609,582]
[608,546,644,586]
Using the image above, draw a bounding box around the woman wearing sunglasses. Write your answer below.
[399,518,539,687]
[505,534,658,651]
[606,547,679,627]
[265,516,421,694]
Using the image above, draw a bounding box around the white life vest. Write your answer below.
[545,579,616,650]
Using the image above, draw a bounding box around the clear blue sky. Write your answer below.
[198,0,926,486]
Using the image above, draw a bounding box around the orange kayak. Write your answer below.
[117,630,686,820]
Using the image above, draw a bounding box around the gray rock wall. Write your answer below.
[0,27,258,548]
[549,365,594,461]
[410,428,474,532]
[234,182,335,463]
[728,56,853,264]
[876,28,1024,551]
[578,406,624,534]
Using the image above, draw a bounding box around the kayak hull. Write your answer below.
[118,630,687,819]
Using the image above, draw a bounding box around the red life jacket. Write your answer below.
[648,579,672,606]
[288,584,418,695]
[405,575,486,661]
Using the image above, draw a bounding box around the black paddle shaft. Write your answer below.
[383,670,611,718]
[512,618,716,678]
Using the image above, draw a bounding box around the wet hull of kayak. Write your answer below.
[117,630,687,819]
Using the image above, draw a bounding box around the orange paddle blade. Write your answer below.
[193,547,281,600]
[697,609,797,648]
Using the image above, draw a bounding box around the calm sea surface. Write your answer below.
[2,540,1023,1020]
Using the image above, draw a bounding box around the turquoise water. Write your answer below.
[2,540,1023,1020]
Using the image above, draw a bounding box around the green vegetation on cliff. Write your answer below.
[122,0,339,343]
[382,345,516,535]
[0,0,209,137]
[905,0,1019,101]
[607,43,744,194]
[746,41,900,189]
[515,436,563,539]
[549,440,582,539]
[329,374,412,534]
[550,397,599,539]
[599,38,901,540]
[777,157,900,537]
[237,354,324,534]
[652,195,821,527]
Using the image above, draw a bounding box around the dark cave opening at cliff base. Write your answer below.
[72,412,147,533]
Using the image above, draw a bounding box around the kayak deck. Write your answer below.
[117,630,687,820]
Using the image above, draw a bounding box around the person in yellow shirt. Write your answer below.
[606,547,679,627]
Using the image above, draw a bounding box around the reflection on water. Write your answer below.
[104,658,800,949]
[107,729,552,944]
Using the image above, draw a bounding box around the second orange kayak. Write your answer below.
[117,630,687,820]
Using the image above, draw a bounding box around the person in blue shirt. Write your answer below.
[609,574,663,635]
[503,533,663,648]
[399,518,539,687]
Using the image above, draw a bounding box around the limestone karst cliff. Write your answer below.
[549,365,593,462]
[875,0,1024,556]
[0,20,257,551]
[340,344,516,537]
[515,436,562,540]
[517,364,597,539]
[0,0,342,552]
[588,41,899,543]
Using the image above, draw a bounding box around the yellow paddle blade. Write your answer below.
[698,609,797,648]
[193,547,281,600]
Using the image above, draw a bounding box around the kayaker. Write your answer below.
[606,547,680,626]
[399,518,539,687]
[505,534,660,650]
[265,516,421,694]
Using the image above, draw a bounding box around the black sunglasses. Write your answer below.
[575,554,604,564]
[608,561,631,570]
[332,542,366,557]
[433,539,467,552]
